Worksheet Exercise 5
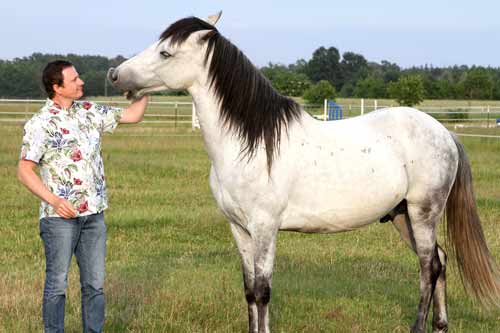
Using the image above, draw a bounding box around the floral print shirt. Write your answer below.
[20,99,123,219]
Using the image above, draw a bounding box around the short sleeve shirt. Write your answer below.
[20,99,123,219]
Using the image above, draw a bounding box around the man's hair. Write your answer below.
[42,60,74,99]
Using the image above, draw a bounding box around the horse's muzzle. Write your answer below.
[107,68,119,83]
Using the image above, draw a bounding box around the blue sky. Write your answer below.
[2,1,499,68]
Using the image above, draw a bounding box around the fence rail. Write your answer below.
[1,99,499,137]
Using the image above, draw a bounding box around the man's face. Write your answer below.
[54,66,85,100]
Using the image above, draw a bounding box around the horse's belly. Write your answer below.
[279,199,397,233]
[280,162,408,233]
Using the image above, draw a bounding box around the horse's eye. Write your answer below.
[160,51,171,59]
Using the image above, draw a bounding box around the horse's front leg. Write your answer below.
[252,218,279,333]
[229,222,258,332]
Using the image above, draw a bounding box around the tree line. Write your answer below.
[0,53,126,98]
[1,49,500,104]
[261,46,500,104]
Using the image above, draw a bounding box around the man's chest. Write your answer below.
[46,113,103,159]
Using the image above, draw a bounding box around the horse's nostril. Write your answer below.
[108,68,119,82]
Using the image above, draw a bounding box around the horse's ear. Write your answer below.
[204,11,222,26]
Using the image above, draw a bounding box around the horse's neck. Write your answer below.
[188,85,240,165]
[188,82,309,173]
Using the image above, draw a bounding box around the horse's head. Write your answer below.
[110,11,300,171]
[108,12,222,99]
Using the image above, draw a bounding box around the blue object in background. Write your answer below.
[327,100,342,121]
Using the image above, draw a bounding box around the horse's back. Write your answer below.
[332,107,459,203]
[278,107,458,233]
[362,107,459,203]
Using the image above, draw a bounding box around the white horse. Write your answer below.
[108,12,500,333]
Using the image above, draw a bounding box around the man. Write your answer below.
[17,60,148,332]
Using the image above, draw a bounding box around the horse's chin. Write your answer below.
[125,86,169,100]
[124,90,138,100]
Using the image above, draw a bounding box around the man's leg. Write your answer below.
[75,212,106,333]
[40,217,79,333]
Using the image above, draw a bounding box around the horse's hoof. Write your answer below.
[432,319,448,332]
[410,324,424,333]
[432,328,448,333]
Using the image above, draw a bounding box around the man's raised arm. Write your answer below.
[120,96,149,123]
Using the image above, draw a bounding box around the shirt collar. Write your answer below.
[45,99,80,114]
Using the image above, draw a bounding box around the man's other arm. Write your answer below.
[17,160,76,218]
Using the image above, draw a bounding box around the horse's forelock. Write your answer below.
[159,17,217,46]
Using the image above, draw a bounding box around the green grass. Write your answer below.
[1,121,500,332]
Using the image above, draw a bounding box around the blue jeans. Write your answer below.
[39,212,106,333]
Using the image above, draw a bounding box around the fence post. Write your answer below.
[175,102,178,129]
[24,99,29,121]
[374,99,378,111]
[192,102,200,130]
[487,105,490,128]
[361,98,364,115]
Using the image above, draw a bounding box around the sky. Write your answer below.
[2,0,500,68]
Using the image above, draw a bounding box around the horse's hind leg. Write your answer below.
[392,208,448,333]
[229,223,258,333]
[432,245,448,333]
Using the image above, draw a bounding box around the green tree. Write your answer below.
[462,68,493,99]
[81,70,106,97]
[303,80,336,104]
[287,59,308,74]
[436,78,456,99]
[339,82,355,97]
[421,75,440,99]
[305,47,342,89]
[371,60,401,83]
[260,63,311,96]
[492,78,500,100]
[354,76,386,98]
[339,52,369,89]
[387,75,425,106]
[0,53,128,98]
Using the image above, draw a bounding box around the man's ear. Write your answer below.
[52,83,63,95]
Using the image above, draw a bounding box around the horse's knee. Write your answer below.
[255,277,271,305]
[243,276,256,304]
[245,289,256,304]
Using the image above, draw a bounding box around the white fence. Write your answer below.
[0,99,199,129]
[1,99,500,135]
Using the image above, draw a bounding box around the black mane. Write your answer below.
[160,17,301,171]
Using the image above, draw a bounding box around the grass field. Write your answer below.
[1,119,500,332]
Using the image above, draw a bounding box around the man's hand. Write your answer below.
[120,95,149,123]
[18,159,77,219]
[52,197,77,219]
